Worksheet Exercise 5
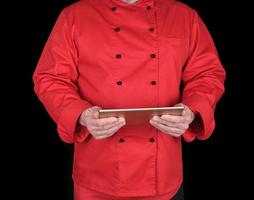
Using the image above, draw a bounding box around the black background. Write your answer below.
[20,0,251,199]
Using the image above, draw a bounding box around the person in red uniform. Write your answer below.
[33,0,226,199]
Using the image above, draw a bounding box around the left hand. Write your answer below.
[149,103,195,138]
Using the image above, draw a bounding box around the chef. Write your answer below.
[33,0,226,199]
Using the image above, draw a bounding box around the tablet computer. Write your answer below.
[98,106,184,125]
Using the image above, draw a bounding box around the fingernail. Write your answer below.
[119,118,125,122]
[153,116,159,120]
[120,122,126,127]
[111,118,118,122]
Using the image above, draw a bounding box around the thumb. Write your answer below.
[182,108,186,116]
[173,103,185,116]
[91,106,102,119]
[94,110,99,119]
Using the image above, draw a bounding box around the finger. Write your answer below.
[91,117,120,126]
[182,105,192,117]
[86,106,102,119]
[94,122,125,136]
[158,120,188,131]
[174,103,184,107]
[94,126,124,140]
[151,116,177,127]
[107,122,126,134]
[168,132,183,138]
[158,117,189,130]
[175,104,194,121]
[150,119,170,133]
[150,120,180,137]
[92,119,126,131]
[93,110,99,119]
[87,106,102,114]
[173,103,186,116]
[150,120,185,135]
[94,135,110,140]
[182,107,187,116]
[152,115,181,126]
[151,116,189,131]
[93,107,102,119]
[159,114,185,123]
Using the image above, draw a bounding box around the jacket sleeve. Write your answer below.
[32,9,93,144]
[181,10,226,142]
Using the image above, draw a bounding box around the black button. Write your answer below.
[119,138,125,143]
[151,80,157,85]
[114,27,120,32]
[149,138,155,142]
[117,81,122,85]
[116,54,122,59]
[112,7,117,11]
[146,6,151,10]
[150,54,156,58]
[149,27,154,32]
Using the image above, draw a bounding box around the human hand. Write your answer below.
[78,106,126,140]
[149,103,195,137]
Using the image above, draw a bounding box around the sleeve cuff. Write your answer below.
[57,100,93,143]
[181,94,215,142]
[73,123,92,143]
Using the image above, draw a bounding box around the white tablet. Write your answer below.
[98,106,184,125]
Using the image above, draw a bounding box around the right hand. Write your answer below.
[78,106,126,140]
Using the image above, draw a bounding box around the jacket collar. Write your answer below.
[111,0,157,6]
[110,0,175,6]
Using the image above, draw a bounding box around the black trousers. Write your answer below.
[171,184,184,200]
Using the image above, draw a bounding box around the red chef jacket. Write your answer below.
[33,0,226,198]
